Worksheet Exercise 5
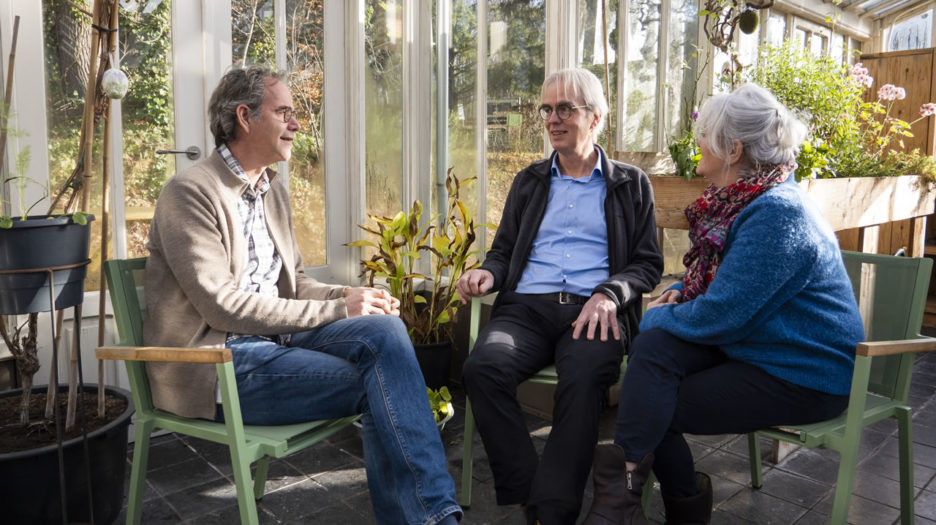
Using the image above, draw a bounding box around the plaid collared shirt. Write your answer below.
[218,145,282,298]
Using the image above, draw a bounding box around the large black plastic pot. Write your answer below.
[414,341,453,390]
[0,214,95,315]
[0,385,133,524]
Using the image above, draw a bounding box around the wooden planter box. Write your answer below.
[649,174,935,256]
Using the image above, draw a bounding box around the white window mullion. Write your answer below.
[476,0,489,254]
[655,0,671,152]
[436,0,452,220]
[274,0,289,188]
[402,0,432,218]
[615,0,629,151]
[323,0,365,284]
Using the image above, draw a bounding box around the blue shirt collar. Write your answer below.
[550,146,604,182]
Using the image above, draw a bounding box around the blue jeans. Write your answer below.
[227,315,461,525]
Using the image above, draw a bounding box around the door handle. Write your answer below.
[155,145,201,160]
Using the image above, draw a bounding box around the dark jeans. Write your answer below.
[462,291,624,525]
[614,328,849,498]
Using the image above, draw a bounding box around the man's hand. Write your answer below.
[571,292,620,341]
[456,269,494,304]
[345,287,400,317]
[646,289,681,311]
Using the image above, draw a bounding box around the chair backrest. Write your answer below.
[840,250,932,401]
[103,257,147,346]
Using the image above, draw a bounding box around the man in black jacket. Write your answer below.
[456,68,663,525]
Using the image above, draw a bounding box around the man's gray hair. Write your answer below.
[541,68,609,142]
[208,65,287,147]
[696,83,807,171]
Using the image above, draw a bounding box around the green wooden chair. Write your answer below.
[748,250,936,525]
[460,296,652,515]
[95,257,360,525]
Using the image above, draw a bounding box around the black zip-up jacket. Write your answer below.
[480,146,664,347]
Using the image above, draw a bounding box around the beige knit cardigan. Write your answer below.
[143,151,347,419]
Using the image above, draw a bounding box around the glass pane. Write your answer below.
[578,0,618,152]
[809,32,825,56]
[449,0,480,228]
[231,0,327,267]
[285,1,326,267]
[831,33,845,64]
[622,0,660,150]
[43,0,175,289]
[890,9,933,51]
[116,1,174,265]
[737,25,759,71]
[665,0,698,143]
[365,0,404,221]
[487,0,545,236]
[766,13,785,45]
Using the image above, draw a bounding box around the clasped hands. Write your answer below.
[344,287,400,317]
[455,268,622,342]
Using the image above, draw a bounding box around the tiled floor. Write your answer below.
[117,351,936,524]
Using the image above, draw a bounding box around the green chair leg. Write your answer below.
[747,433,763,489]
[828,442,861,525]
[126,418,155,525]
[896,406,915,525]
[460,399,475,507]
[253,456,271,501]
[230,445,260,525]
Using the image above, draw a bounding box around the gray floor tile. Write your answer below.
[114,351,936,524]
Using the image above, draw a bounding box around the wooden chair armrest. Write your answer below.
[857,338,936,357]
[95,346,233,363]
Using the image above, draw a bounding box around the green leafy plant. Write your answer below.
[348,170,486,345]
[427,385,454,425]
[0,103,88,228]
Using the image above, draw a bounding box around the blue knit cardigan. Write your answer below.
[640,177,864,395]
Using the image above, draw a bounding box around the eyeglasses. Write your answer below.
[274,107,296,123]
[538,103,590,121]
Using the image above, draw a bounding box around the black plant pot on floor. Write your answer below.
[0,384,133,524]
[414,341,453,390]
[0,214,95,315]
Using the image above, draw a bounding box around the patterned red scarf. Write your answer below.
[681,163,792,301]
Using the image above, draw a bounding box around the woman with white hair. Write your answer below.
[457,68,663,524]
[582,84,864,525]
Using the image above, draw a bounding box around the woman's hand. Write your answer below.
[344,287,400,317]
[456,269,494,304]
[646,289,681,311]
[571,292,620,341]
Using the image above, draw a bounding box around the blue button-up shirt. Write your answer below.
[515,150,609,297]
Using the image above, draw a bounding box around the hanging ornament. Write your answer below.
[101,53,129,99]
[739,7,760,35]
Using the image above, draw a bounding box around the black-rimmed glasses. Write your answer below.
[275,107,296,123]
[538,103,590,121]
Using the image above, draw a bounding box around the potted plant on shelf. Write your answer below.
[0,11,132,525]
[650,41,935,257]
[347,170,485,390]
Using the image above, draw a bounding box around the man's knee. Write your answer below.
[462,343,513,389]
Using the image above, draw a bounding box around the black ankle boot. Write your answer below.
[662,472,712,525]
[582,444,653,525]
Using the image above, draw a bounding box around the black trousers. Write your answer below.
[462,291,623,525]
[614,328,849,498]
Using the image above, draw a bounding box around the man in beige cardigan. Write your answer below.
[144,65,461,525]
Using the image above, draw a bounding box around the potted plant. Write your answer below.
[0,12,132,524]
[347,170,485,389]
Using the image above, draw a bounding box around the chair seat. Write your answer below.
[527,365,558,384]
[756,394,903,447]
